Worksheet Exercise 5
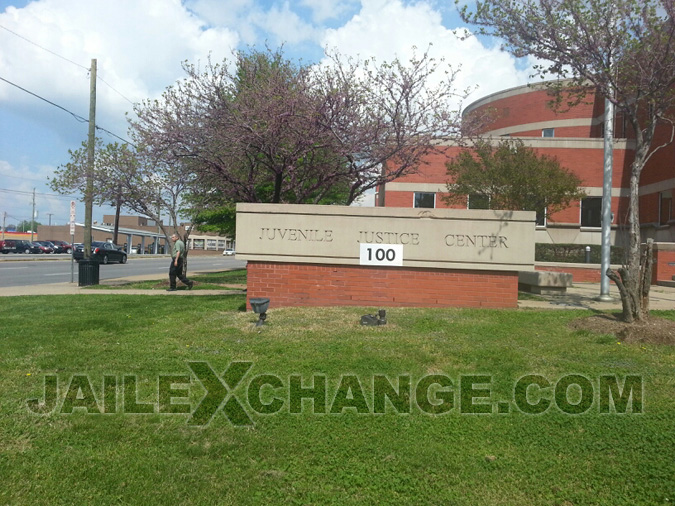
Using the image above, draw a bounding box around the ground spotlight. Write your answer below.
[250,297,270,327]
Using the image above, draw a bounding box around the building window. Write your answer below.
[581,197,602,227]
[542,128,555,138]
[414,192,435,208]
[536,208,546,227]
[468,193,490,210]
[659,191,672,225]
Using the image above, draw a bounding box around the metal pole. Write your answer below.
[31,188,35,242]
[71,232,75,283]
[598,96,614,301]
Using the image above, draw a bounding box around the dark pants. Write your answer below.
[169,258,191,288]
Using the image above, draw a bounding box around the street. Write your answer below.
[0,255,246,288]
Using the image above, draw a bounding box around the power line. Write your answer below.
[0,23,89,71]
[0,23,135,105]
[0,187,79,199]
[97,75,135,106]
[0,75,135,145]
[0,75,88,123]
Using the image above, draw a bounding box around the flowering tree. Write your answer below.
[128,46,467,210]
[51,140,198,257]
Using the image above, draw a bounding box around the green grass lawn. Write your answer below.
[89,269,248,290]
[1,295,673,505]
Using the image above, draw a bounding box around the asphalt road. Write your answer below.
[0,255,246,288]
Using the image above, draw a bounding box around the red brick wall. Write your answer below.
[386,141,632,227]
[385,192,413,208]
[653,248,675,283]
[247,262,519,309]
[516,126,593,138]
[640,193,660,224]
[535,264,614,283]
[468,88,599,133]
[536,249,675,285]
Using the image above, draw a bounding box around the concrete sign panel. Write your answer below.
[236,204,535,272]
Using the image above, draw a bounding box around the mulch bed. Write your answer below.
[568,313,675,345]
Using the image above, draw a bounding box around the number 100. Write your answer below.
[367,247,396,262]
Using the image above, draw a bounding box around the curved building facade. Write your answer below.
[383,82,674,246]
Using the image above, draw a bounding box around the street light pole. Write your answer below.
[598,97,614,301]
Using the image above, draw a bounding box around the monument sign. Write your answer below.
[236,204,535,309]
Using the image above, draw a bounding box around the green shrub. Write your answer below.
[535,243,625,264]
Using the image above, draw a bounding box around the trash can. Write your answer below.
[78,259,100,286]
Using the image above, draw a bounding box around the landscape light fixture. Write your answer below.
[360,309,387,326]
[249,297,270,327]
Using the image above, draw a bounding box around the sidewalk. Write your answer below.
[3,277,674,310]
[517,283,675,311]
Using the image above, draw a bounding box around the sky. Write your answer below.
[0,0,535,229]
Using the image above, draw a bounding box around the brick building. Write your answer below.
[37,215,233,254]
[382,81,675,247]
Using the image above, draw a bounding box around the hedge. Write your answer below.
[535,243,625,264]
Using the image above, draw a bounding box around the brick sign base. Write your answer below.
[246,261,518,309]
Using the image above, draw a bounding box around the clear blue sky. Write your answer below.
[0,0,532,229]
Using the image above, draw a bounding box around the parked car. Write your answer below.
[46,240,73,254]
[33,241,54,254]
[0,239,39,254]
[222,248,236,256]
[73,241,128,264]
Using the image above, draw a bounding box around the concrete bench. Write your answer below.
[518,271,573,295]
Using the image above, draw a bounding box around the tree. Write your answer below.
[129,46,466,209]
[51,138,128,244]
[444,138,585,219]
[96,143,202,267]
[52,139,201,266]
[459,0,675,322]
[16,220,41,233]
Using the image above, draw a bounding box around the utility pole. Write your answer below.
[47,213,54,226]
[2,211,6,240]
[31,188,36,242]
[84,58,97,260]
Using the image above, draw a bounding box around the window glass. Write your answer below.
[414,192,435,208]
[542,128,555,138]
[581,197,602,227]
[468,194,490,210]
[536,208,546,227]
[659,191,672,225]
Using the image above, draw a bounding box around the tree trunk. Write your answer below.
[606,143,653,323]
[181,235,189,278]
[606,239,653,323]
[273,172,283,203]
[112,195,121,246]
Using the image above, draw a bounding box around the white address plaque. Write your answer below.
[359,243,403,266]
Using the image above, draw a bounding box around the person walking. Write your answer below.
[167,233,194,291]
